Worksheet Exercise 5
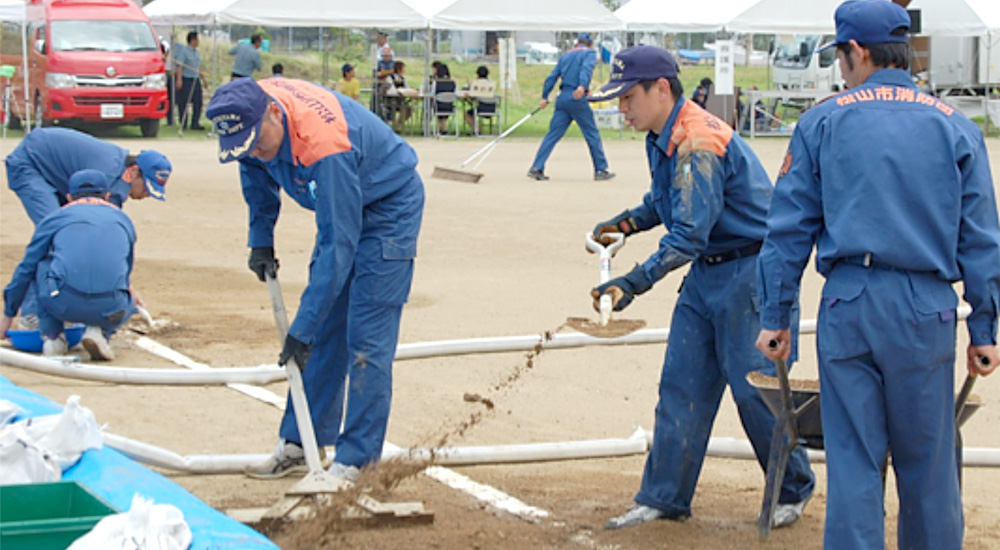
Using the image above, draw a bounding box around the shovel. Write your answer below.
[585,232,625,325]
[260,274,351,522]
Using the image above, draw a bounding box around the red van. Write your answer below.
[4,0,168,137]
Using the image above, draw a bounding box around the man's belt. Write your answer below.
[837,253,905,272]
[701,242,762,266]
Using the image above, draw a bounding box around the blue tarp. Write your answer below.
[0,375,279,550]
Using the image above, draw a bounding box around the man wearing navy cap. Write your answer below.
[588,45,815,530]
[205,77,424,482]
[527,32,614,181]
[756,1,1000,548]
[4,127,170,328]
[1,169,139,360]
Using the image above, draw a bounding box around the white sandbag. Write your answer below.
[18,395,103,470]
[0,423,61,485]
[0,399,20,426]
[68,494,192,550]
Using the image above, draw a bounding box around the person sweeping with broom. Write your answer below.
[205,77,424,482]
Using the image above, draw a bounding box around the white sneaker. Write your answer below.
[328,462,361,483]
[245,439,308,479]
[772,495,811,528]
[81,326,114,361]
[41,334,69,356]
[605,504,672,530]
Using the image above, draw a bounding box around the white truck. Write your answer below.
[771,34,843,92]
[772,33,1000,96]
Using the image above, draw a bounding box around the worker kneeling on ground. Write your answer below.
[4,127,170,330]
[206,76,424,483]
[1,169,140,361]
[588,45,815,530]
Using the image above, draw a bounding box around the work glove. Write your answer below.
[278,334,311,370]
[591,264,653,312]
[591,210,639,246]
[248,247,279,282]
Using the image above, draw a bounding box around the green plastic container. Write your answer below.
[0,481,119,550]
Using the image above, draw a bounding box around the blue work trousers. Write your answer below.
[35,263,134,339]
[817,265,962,550]
[7,160,67,320]
[530,91,608,173]
[278,186,421,469]
[636,255,815,517]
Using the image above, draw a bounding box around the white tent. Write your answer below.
[429,0,623,31]
[728,0,1000,36]
[143,0,429,28]
[0,0,23,22]
[615,0,758,33]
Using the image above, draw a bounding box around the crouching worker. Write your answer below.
[1,169,138,361]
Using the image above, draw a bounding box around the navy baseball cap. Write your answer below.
[590,45,679,101]
[206,78,270,163]
[136,150,171,201]
[68,169,110,196]
[578,33,592,43]
[819,0,911,51]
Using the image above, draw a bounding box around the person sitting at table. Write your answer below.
[432,63,457,134]
[464,65,497,134]
[387,60,413,133]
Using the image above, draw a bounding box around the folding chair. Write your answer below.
[432,91,458,137]
[473,96,500,136]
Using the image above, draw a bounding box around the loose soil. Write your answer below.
[2,135,999,550]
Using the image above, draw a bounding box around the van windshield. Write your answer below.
[774,35,820,69]
[50,20,157,52]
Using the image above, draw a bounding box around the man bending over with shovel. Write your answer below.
[588,46,815,530]
[206,77,424,482]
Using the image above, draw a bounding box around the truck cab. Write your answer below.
[11,0,168,137]
[772,34,844,92]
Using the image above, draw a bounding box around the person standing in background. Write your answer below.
[229,34,264,81]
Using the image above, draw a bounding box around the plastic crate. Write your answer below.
[1,481,119,550]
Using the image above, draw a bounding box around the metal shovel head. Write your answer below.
[431,165,484,183]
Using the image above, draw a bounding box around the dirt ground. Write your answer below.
[2,131,999,550]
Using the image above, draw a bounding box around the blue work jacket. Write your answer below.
[5,128,132,205]
[542,46,596,98]
[237,79,422,345]
[4,198,135,317]
[759,68,1000,345]
[627,96,773,284]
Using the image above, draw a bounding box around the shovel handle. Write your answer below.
[265,273,324,473]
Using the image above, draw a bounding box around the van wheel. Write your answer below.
[139,118,160,138]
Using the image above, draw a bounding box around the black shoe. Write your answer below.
[595,170,616,181]
[190,124,205,130]
[527,168,549,181]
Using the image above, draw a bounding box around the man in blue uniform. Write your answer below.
[205,77,424,482]
[4,127,170,327]
[587,46,814,530]
[527,33,614,182]
[756,2,1000,549]
[0,169,139,361]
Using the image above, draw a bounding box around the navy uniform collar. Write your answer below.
[648,95,686,156]
[863,68,914,88]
